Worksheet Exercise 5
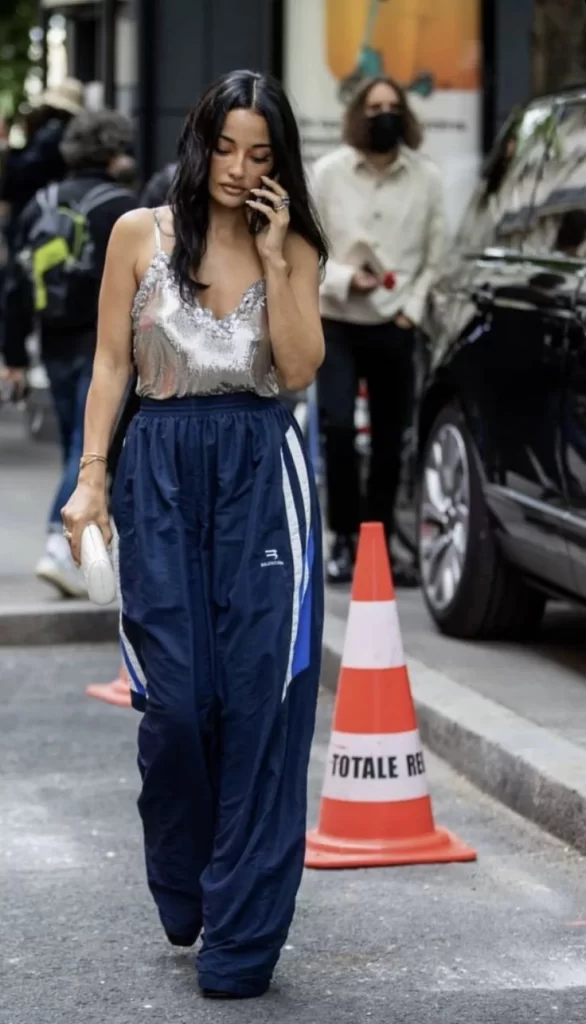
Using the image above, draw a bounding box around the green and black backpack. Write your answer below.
[20,181,129,329]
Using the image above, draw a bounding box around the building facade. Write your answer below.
[42,0,282,180]
[43,0,536,228]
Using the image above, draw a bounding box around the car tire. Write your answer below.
[418,403,546,639]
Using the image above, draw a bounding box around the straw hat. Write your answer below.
[37,78,85,116]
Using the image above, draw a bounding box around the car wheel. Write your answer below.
[418,404,546,639]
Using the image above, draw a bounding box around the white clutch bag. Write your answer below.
[81,524,117,606]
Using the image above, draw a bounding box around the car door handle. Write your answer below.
[490,284,572,312]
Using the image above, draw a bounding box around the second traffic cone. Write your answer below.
[86,660,131,708]
[306,522,477,869]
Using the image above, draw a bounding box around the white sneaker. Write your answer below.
[36,533,89,599]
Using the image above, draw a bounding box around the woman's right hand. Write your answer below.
[61,481,112,566]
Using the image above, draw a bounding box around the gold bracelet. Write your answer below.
[79,453,108,470]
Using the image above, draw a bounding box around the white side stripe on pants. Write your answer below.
[281,425,312,701]
[284,425,312,606]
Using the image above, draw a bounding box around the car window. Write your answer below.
[522,100,586,257]
[454,102,556,253]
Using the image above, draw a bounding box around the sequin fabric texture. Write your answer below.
[131,249,279,400]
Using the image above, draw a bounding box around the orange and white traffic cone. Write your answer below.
[306,522,477,869]
[86,659,132,708]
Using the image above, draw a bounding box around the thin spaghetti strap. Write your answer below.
[153,209,162,252]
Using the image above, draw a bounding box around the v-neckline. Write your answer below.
[195,279,265,325]
[132,250,266,327]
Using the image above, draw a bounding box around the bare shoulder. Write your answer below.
[111,206,175,281]
[112,206,157,242]
[106,209,155,273]
[284,231,320,273]
[112,205,174,246]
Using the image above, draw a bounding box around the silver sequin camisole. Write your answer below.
[131,212,279,400]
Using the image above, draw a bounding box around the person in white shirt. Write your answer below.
[312,76,446,585]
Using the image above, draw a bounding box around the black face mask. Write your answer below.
[367,111,403,154]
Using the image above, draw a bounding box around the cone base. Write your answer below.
[86,678,131,708]
[305,825,477,869]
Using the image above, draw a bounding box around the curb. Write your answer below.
[322,614,586,855]
[0,603,118,646]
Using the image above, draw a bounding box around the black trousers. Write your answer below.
[318,318,414,538]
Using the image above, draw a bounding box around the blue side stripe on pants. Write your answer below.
[292,528,315,679]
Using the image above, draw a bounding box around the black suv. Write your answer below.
[397,88,586,639]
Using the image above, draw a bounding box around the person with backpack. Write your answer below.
[0,109,139,597]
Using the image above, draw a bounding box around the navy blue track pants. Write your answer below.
[112,394,323,997]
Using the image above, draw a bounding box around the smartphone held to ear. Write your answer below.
[248,195,272,235]
[248,172,280,235]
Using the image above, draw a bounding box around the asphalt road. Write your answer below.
[1,645,586,1023]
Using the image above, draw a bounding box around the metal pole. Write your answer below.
[481,0,496,155]
[137,0,156,181]
[102,0,117,108]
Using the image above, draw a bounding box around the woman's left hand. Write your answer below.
[247,176,290,266]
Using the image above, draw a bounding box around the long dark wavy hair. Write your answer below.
[169,70,328,298]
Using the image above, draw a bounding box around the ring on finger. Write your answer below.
[63,527,73,541]
[275,197,290,212]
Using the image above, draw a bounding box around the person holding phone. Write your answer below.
[61,70,327,1000]
[312,75,446,585]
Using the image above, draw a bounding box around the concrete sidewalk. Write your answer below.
[0,404,62,604]
[0,406,117,643]
[323,587,586,857]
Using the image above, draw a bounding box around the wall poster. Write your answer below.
[284,0,482,231]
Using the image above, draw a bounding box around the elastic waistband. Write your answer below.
[139,394,279,416]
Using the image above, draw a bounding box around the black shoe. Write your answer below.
[165,929,201,948]
[326,535,355,585]
[201,985,270,1000]
[201,990,241,1000]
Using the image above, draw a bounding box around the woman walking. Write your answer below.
[62,70,327,1000]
